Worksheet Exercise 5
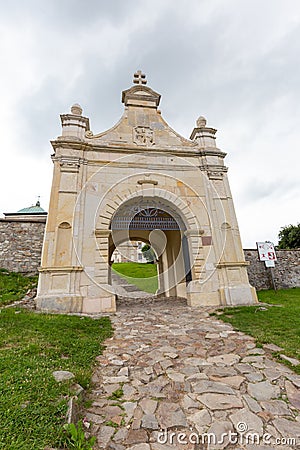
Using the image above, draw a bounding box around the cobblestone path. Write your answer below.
[84,298,300,449]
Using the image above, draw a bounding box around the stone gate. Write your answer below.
[36,71,257,313]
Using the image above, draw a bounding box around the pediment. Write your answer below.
[85,108,197,151]
[122,85,161,107]
[132,89,152,96]
[84,73,197,152]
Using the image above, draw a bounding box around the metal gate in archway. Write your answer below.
[111,207,181,231]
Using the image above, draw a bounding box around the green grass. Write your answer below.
[216,288,300,374]
[0,269,37,306]
[0,308,112,449]
[112,262,158,294]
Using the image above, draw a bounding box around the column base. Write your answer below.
[82,295,116,314]
[35,295,84,313]
[176,282,187,298]
[219,285,258,305]
[35,293,116,314]
[186,281,221,307]
[186,281,258,307]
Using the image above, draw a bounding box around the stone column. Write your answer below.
[166,233,176,297]
[94,230,111,285]
[36,104,90,313]
[157,256,165,296]
[79,229,116,314]
[184,229,204,281]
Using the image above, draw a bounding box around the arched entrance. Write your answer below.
[108,197,192,300]
[36,71,258,314]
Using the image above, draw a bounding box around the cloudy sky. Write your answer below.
[1,0,299,247]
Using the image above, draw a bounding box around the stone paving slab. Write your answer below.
[83,298,300,449]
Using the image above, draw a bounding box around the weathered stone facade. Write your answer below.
[0,219,45,275]
[36,71,258,313]
[244,248,300,290]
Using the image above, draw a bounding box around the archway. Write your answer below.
[36,71,258,314]
[107,196,192,301]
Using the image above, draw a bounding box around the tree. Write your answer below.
[141,244,156,263]
[278,223,300,249]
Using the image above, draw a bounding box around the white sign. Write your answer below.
[256,242,277,262]
[265,260,275,268]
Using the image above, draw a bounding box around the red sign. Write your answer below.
[256,242,277,262]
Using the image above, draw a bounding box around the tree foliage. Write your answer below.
[278,223,300,249]
[141,244,156,262]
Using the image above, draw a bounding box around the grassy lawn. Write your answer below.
[0,308,112,449]
[216,288,300,374]
[112,262,158,294]
[0,268,37,306]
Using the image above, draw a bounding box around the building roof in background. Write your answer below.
[17,200,46,214]
[2,199,47,221]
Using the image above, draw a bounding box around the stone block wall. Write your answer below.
[244,249,300,290]
[0,219,46,275]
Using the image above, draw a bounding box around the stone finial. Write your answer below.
[133,70,147,85]
[196,116,207,128]
[190,116,217,144]
[71,103,83,116]
[61,104,90,137]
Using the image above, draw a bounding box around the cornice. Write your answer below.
[38,266,84,272]
[190,127,217,140]
[184,229,205,236]
[83,160,199,171]
[200,164,228,180]
[216,261,250,268]
[51,139,92,152]
[60,114,90,130]
[51,155,88,171]
[121,84,161,107]
[198,148,227,158]
[50,137,228,160]
[200,164,228,173]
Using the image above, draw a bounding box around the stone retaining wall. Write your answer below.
[0,220,299,289]
[0,219,45,275]
[244,248,300,290]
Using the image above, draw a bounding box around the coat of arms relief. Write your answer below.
[133,126,155,146]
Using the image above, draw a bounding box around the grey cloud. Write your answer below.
[16,77,71,155]
[2,0,134,28]
[3,0,300,248]
[13,0,300,156]
[12,0,300,153]
[240,178,299,204]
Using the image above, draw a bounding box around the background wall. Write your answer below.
[0,220,45,275]
[244,249,300,290]
[0,221,299,290]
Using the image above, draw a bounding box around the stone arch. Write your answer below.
[93,177,211,296]
[96,184,199,232]
[100,193,201,299]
